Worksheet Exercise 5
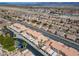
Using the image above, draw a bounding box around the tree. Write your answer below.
[3,26,7,29]
[43,23,48,26]
[0,33,15,51]
[27,19,29,22]
[3,15,12,21]
[54,31,57,35]
[22,40,27,49]
[64,34,67,39]
[31,20,37,23]
[13,34,16,37]
[38,39,44,48]
[0,34,4,44]
[76,29,79,34]
[75,38,79,43]
[60,20,63,23]
[7,46,15,51]
[1,10,5,12]
[3,34,15,48]
[36,21,41,25]
[48,24,52,29]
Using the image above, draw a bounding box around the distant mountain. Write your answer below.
[0,2,79,7]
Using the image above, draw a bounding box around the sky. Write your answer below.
[0,2,79,7]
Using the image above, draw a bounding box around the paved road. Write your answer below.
[0,6,79,20]
[8,27,49,56]
[0,6,79,50]
[18,21,79,51]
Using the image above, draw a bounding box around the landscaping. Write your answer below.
[0,34,15,51]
